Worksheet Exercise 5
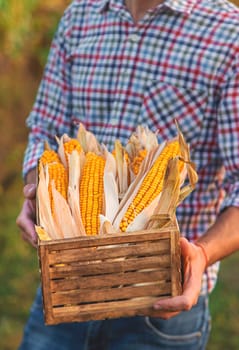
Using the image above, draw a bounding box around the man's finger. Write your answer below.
[20,231,38,248]
[23,184,36,199]
[154,295,189,312]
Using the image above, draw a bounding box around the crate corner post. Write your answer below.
[38,242,55,325]
[170,229,182,297]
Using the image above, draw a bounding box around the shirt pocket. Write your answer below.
[138,79,208,150]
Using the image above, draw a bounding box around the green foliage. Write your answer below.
[0,0,71,189]
[208,254,239,349]
[0,180,39,350]
[0,5,71,347]
[0,0,71,64]
[0,0,37,57]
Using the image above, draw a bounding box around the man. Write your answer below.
[17,0,239,349]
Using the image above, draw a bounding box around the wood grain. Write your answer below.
[38,228,182,324]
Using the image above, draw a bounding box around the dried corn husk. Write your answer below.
[36,123,198,240]
[77,123,101,154]
[114,139,130,198]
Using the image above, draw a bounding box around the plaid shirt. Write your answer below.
[23,0,239,293]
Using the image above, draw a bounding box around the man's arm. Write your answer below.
[153,206,239,318]
[197,206,239,265]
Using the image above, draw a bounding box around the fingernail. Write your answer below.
[154,304,162,310]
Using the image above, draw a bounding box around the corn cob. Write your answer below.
[39,150,68,215]
[37,163,62,240]
[47,162,68,215]
[39,149,60,166]
[79,152,106,235]
[57,134,84,169]
[131,149,147,175]
[64,138,82,156]
[119,140,181,232]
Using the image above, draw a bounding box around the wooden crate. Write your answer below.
[38,225,182,325]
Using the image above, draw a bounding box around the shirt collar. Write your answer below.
[92,0,197,14]
[164,0,197,14]
[92,0,123,13]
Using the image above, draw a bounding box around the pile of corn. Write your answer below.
[36,124,198,240]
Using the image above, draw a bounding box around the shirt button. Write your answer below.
[128,33,140,43]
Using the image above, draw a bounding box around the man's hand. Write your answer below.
[152,237,207,319]
[16,184,37,248]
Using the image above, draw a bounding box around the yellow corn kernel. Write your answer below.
[119,140,181,232]
[47,162,68,214]
[80,152,106,235]
[39,149,60,166]
[131,149,147,175]
[64,139,82,155]
[63,138,82,168]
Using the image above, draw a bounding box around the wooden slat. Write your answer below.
[48,239,170,265]
[52,297,164,323]
[49,255,171,279]
[39,230,171,251]
[51,282,171,306]
[49,296,161,324]
[50,268,171,292]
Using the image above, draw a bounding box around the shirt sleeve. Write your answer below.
[218,39,239,211]
[22,8,73,179]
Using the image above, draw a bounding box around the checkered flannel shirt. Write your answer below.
[23,0,239,293]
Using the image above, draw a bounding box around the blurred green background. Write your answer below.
[0,1,239,349]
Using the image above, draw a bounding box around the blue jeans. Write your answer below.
[18,286,211,350]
